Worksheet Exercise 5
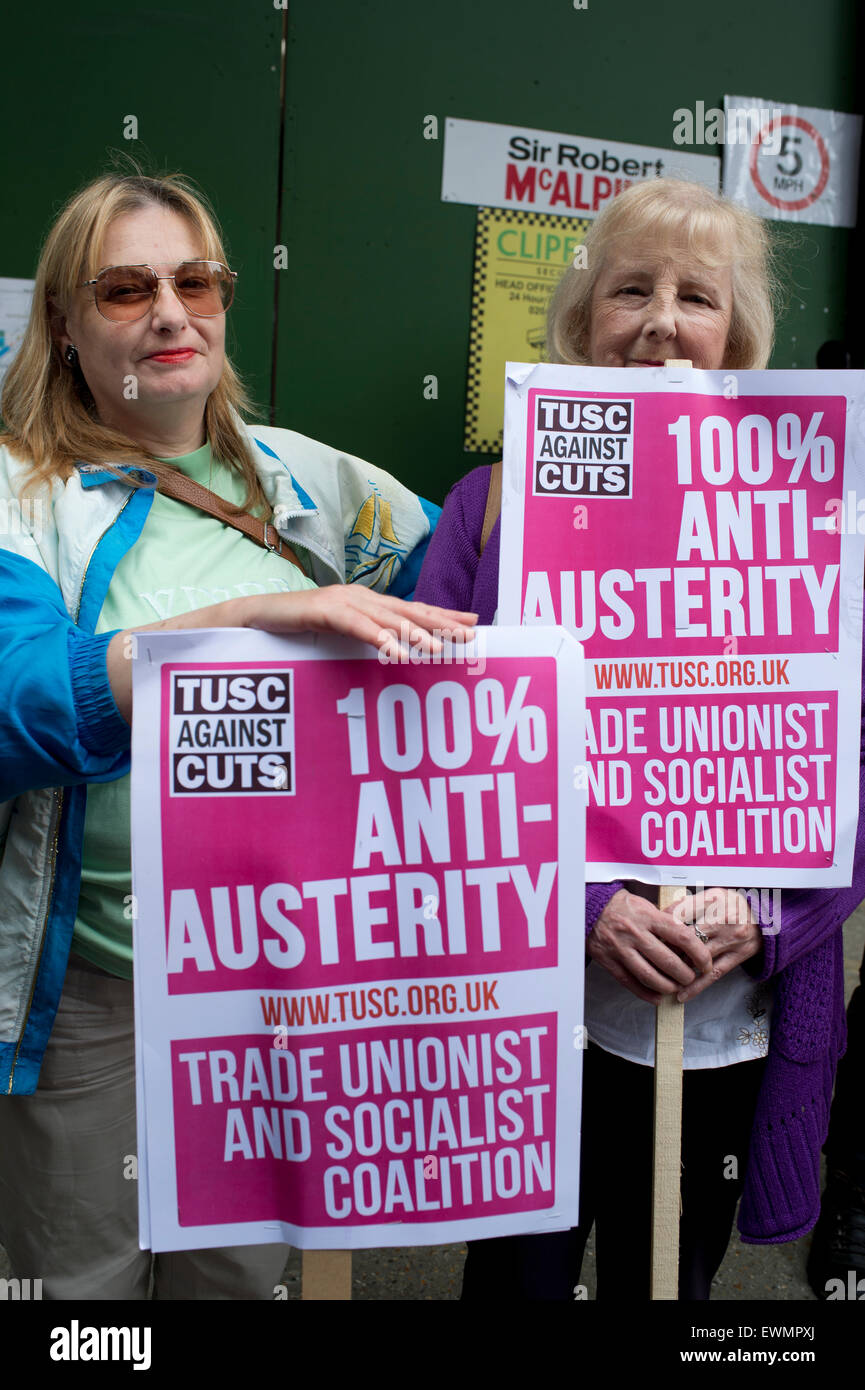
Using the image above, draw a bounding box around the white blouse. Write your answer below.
[585,961,772,1068]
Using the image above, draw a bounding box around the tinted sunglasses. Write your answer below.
[79,260,236,322]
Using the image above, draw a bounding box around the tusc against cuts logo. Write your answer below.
[168,666,295,797]
[532,395,634,498]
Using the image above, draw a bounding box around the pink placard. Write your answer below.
[171,1015,557,1228]
[132,628,585,1250]
[521,389,845,658]
[160,657,560,993]
[501,367,865,885]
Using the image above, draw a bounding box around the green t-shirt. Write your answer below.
[72,442,317,977]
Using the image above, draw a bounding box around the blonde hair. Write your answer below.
[0,170,265,511]
[547,177,779,370]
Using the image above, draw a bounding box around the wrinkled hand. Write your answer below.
[244,586,478,656]
[670,888,762,1003]
[588,889,713,1005]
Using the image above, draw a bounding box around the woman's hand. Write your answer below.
[588,888,713,1004]
[670,888,763,1002]
[238,587,477,656]
[106,588,478,723]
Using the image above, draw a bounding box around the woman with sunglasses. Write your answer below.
[0,172,475,1300]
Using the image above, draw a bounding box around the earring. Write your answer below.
[64,344,79,366]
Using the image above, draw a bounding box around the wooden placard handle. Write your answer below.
[650,359,692,1301]
[652,886,685,1300]
[302,1250,352,1300]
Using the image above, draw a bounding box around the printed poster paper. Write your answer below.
[464,208,589,454]
[500,363,865,887]
[131,626,585,1251]
[723,95,862,228]
[0,277,35,392]
[442,117,719,220]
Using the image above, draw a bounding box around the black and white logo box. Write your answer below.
[533,395,634,498]
[168,667,295,796]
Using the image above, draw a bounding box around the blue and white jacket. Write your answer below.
[0,423,439,1094]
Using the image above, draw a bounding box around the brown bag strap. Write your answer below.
[480,460,502,555]
[155,469,305,574]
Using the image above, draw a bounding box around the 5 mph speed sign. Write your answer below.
[723,94,862,227]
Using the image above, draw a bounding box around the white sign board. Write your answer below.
[499,362,865,887]
[0,278,35,392]
[723,95,862,227]
[442,117,719,219]
[131,626,586,1252]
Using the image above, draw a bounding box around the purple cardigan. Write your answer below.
[416,463,864,1245]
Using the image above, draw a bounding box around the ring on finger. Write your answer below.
[694,925,709,944]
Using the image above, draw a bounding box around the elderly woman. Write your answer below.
[416,177,865,1300]
[0,171,475,1300]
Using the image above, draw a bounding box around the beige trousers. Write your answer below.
[0,957,289,1300]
